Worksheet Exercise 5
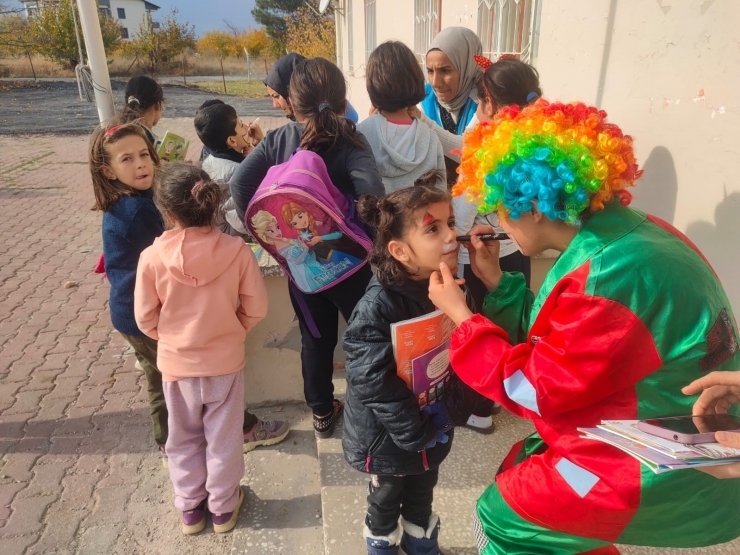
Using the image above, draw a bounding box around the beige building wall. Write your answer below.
[535,0,740,311]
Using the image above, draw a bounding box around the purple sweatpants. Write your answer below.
[163,370,245,514]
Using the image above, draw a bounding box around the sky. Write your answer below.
[151,0,259,36]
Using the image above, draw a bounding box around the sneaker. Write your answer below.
[465,414,496,435]
[134,360,144,371]
[159,446,169,469]
[212,486,244,534]
[182,499,207,535]
[243,418,290,453]
[313,399,344,439]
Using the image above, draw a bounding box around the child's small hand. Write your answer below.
[423,429,449,450]
[429,262,473,327]
[423,403,452,432]
[308,236,323,246]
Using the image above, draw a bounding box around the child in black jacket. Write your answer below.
[342,171,483,555]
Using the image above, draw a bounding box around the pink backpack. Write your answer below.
[246,149,372,294]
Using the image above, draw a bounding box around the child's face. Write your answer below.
[390,201,459,280]
[290,211,309,230]
[265,221,284,240]
[227,118,251,155]
[103,135,154,191]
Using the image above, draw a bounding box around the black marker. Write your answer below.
[456,233,509,242]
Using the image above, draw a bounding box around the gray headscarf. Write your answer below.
[426,27,483,114]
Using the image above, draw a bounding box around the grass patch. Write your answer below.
[190,80,268,99]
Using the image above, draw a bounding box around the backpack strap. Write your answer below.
[289,281,322,338]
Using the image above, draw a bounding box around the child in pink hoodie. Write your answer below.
[134,163,268,535]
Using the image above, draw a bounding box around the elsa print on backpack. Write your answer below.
[246,149,371,294]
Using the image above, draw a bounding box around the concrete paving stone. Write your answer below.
[106,371,141,394]
[0,481,27,519]
[4,362,44,384]
[96,392,137,416]
[2,493,56,535]
[31,397,74,423]
[27,503,83,555]
[77,523,121,555]
[4,390,46,416]
[16,458,75,499]
[96,454,144,488]
[47,334,85,355]
[82,363,118,387]
[46,376,88,400]
[0,533,38,554]
[23,420,58,440]
[60,358,96,378]
[53,408,94,437]
[20,368,66,392]
[36,353,73,373]
[81,483,137,528]
[72,384,109,410]
[0,418,30,440]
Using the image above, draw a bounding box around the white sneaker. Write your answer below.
[134,360,143,371]
[466,414,495,434]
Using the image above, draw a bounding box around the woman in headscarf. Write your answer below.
[264,53,360,123]
[416,27,482,172]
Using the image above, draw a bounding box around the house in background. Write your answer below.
[18,0,160,40]
[335,0,740,312]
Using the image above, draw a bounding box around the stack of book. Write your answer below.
[579,420,740,474]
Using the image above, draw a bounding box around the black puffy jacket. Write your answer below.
[342,276,481,476]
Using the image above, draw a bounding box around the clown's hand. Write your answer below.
[464,224,503,291]
[429,262,473,327]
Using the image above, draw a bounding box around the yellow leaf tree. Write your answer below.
[239,27,270,73]
[197,30,239,93]
[283,7,335,60]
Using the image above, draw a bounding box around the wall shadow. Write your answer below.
[685,192,740,313]
[631,146,678,224]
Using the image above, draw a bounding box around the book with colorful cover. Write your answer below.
[579,419,740,474]
[390,310,456,408]
[155,131,190,162]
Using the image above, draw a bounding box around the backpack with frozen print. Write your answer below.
[246,149,372,294]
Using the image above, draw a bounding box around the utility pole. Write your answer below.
[76,0,115,122]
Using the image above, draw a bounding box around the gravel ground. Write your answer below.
[0,80,282,136]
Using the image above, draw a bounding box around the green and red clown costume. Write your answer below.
[450,100,740,554]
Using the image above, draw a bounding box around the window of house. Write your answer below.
[121,27,129,39]
[365,0,376,62]
[347,0,354,72]
[414,0,441,60]
[152,21,161,29]
[117,8,126,19]
[99,7,111,17]
[477,0,540,63]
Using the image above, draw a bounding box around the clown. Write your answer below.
[428,99,740,554]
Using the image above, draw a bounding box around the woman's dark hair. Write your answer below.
[89,121,159,212]
[154,163,221,228]
[475,58,541,110]
[366,41,426,112]
[121,76,164,123]
[357,170,449,287]
[289,57,365,152]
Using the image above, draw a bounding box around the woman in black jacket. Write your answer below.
[230,58,383,439]
[343,172,481,555]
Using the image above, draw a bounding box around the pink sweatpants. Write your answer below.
[163,370,245,514]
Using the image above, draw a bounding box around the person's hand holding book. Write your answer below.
[683,371,740,479]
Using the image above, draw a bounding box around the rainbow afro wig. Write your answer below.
[453,99,642,225]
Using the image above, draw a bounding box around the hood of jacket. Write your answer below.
[150,227,243,287]
[358,115,439,179]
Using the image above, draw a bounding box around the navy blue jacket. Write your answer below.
[102,189,164,336]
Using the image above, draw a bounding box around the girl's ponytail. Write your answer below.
[289,58,365,152]
[155,163,222,228]
[120,76,164,124]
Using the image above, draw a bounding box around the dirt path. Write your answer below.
[0,81,282,136]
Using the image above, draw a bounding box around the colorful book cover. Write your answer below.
[156,131,190,162]
[391,310,456,408]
